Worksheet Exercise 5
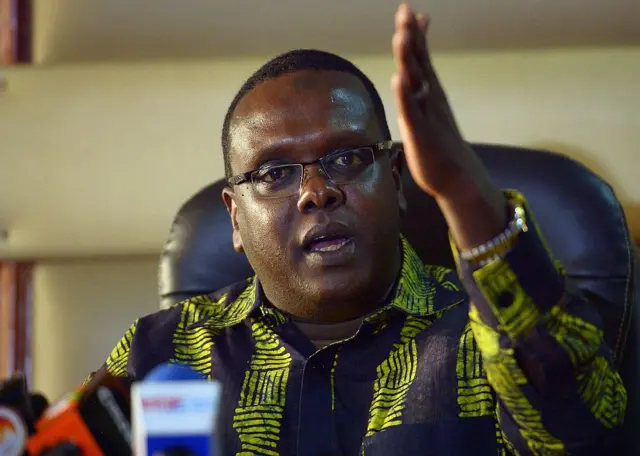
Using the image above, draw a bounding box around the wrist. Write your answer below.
[435,174,509,251]
[458,196,527,266]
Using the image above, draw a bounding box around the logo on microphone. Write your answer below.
[142,397,183,410]
[0,406,26,456]
[141,396,211,413]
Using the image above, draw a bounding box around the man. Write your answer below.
[101,4,626,455]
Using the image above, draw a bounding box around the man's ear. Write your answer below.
[391,146,408,215]
[222,187,244,253]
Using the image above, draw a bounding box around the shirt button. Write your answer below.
[262,314,278,326]
[496,290,515,309]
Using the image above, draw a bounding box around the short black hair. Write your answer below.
[221,49,392,178]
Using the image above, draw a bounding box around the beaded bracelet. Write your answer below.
[459,199,528,266]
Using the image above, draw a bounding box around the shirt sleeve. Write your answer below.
[103,320,138,377]
[452,190,627,455]
[80,320,138,387]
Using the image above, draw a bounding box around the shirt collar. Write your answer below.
[387,235,466,317]
[215,236,466,327]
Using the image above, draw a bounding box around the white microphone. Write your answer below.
[131,363,223,456]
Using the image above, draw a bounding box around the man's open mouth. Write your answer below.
[305,235,353,253]
[301,223,355,257]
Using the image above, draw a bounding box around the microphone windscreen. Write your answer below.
[0,374,34,455]
[144,363,207,382]
[30,393,50,421]
[27,369,133,456]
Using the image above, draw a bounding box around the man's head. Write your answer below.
[222,49,406,321]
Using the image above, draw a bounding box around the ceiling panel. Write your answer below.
[33,0,640,63]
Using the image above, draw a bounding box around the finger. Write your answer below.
[412,13,429,65]
[416,12,429,34]
[391,71,425,133]
[392,29,424,92]
[394,3,414,30]
[415,13,446,98]
[413,13,434,80]
[396,5,428,77]
[392,72,429,183]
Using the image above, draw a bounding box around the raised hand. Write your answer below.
[391,3,508,249]
[392,3,476,197]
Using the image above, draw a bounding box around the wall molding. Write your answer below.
[0,262,34,384]
[0,0,32,65]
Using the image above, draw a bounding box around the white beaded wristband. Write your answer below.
[459,203,528,265]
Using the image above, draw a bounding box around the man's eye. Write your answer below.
[331,151,364,167]
[254,166,293,183]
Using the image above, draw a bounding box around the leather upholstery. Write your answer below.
[159,143,638,452]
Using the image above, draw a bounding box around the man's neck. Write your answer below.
[260,273,399,323]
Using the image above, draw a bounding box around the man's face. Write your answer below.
[223,70,404,319]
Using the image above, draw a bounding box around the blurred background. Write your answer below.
[0,0,639,401]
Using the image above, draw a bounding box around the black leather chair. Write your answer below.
[158,143,639,453]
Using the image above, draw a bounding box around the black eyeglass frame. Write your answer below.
[227,140,398,190]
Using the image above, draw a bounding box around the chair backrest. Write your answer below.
[158,143,638,452]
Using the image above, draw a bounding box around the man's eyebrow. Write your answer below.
[330,133,377,147]
[252,141,295,164]
[306,128,377,147]
[251,131,379,166]
[244,142,299,170]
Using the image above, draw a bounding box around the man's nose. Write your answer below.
[296,165,345,214]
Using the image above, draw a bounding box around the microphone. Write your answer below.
[0,373,49,456]
[26,369,132,456]
[0,374,31,456]
[29,394,49,426]
[131,362,222,456]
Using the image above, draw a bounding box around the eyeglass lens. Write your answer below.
[250,147,377,198]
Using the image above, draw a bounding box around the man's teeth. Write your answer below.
[311,238,350,252]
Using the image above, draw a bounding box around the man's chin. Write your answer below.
[302,269,373,304]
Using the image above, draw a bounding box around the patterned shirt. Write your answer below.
[102,192,626,455]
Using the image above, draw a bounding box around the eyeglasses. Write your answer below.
[227,141,397,199]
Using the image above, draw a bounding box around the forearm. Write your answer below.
[468,297,625,454]
[434,150,508,252]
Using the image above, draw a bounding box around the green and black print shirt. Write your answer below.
[102,191,626,455]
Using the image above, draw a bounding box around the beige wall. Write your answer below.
[1,47,639,259]
[32,256,159,400]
